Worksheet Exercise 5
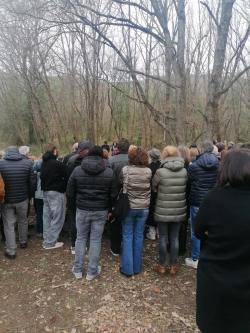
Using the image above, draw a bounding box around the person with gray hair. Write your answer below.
[19,146,30,158]
[185,140,219,269]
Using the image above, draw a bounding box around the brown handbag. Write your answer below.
[0,174,5,204]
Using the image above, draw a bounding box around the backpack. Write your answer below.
[0,174,5,204]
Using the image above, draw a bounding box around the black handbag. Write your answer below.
[112,166,130,219]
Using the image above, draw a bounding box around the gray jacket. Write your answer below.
[109,153,128,195]
[122,165,151,209]
[152,157,187,223]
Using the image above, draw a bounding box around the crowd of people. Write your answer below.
[0,139,250,332]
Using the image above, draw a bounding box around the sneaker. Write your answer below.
[146,226,156,240]
[71,246,75,255]
[4,252,16,260]
[110,249,119,257]
[71,267,82,279]
[43,242,64,250]
[86,266,101,281]
[20,242,28,249]
[185,258,198,269]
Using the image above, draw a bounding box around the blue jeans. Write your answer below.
[190,205,200,260]
[74,209,107,276]
[43,191,65,248]
[121,209,149,276]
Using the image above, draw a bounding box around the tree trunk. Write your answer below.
[204,0,235,140]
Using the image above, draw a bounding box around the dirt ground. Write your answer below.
[0,229,198,333]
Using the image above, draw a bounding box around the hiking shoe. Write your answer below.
[20,242,28,249]
[86,266,101,281]
[185,258,198,269]
[4,252,16,260]
[170,265,179,275]
[43,242,64,250]
[153,264,166,275]
[146,226,156,240]
[71,246,75,255]
[71,267,82,279]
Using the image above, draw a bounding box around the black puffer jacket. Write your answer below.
[67,156,115,211]
[0,147,34,204]
[41,152,67,193]
[188,153,219,207]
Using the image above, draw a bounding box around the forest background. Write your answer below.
[0,0,249,153]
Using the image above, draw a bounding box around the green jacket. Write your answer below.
[152,157,187,223]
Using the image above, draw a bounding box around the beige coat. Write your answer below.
[122,165,151,209]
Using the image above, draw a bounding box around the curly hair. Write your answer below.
[128,146,149,167]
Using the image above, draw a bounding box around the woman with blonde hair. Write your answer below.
[153,145,187,275]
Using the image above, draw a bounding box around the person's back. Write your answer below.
[41,151,67,193]
[67,154,114,211]
[186,140,219,269]
[0,147,33,204]
[153,156,187,222]
[188,151,219,207]
[122,165,151,209]
[0,147,33,259]
[195,148,250,333]
[40,146,67,250]
[68,146,114,281]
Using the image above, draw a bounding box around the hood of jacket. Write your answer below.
[81,156,106,175]
[42,151,57,162]
[4,147,23,161]
[196,152,219,170]
[162,157,184,171]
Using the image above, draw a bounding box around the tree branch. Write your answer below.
[200,1,219,27]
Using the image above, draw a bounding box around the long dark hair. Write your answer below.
[218,149,250,187]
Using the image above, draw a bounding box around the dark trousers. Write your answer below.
[34,199,43,234]
[158,222,182,266]
[67,207,77,248]
[109,217,122,254]
[179,219,188,255]
[0,213,5,241]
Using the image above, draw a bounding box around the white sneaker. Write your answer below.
[185,258,198,269]
[86,266,101,281]
[71,267,82,279]
[146,226,156,240]
[43,242,64,250]
[71,246,75,255]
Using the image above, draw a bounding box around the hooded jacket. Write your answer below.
[40,151,67,193]
[152,157,187,223]
[188,152,219,207]
[0,147,34,204]
[66,155,115,211]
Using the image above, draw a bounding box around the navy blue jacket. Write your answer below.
[188,153,219,207]
[0,147,34,204]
